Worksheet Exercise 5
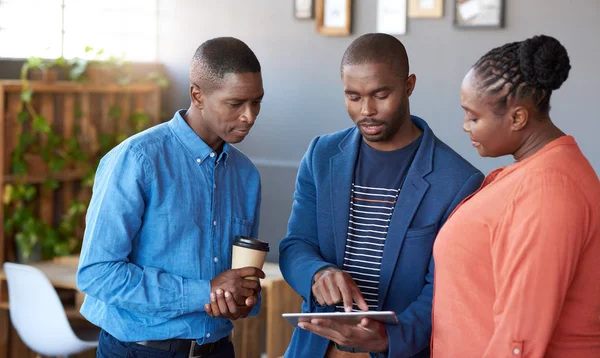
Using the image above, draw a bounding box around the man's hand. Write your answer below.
[298,318,388,353]
[312,267,369,312]
[204,289,258,320]
[210,267,265,305]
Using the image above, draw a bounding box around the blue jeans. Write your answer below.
[97,330,235,358]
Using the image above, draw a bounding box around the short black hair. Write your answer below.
[473,34,571,115]
[341,33,409,78]
[189,37,261,93]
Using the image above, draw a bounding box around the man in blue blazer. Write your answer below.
[279,34,484,357]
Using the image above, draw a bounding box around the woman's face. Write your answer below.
[460,69,521,158]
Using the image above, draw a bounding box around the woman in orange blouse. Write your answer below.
[431,35,600,357]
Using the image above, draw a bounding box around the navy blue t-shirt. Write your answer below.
[336,135,422,311]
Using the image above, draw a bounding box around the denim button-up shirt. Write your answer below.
[77,110,261,343]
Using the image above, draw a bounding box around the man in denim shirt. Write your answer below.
[77,37,266,358]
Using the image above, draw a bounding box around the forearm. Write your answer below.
[77,260,210,318]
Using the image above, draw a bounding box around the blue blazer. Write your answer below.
[279,116,484,358]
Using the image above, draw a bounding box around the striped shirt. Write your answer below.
[336,136,421,312]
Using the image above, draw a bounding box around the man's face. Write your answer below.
[341,63,415,146]
[197,72,264,144]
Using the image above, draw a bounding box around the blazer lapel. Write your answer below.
[378,115,435,307]
[330,129,361,267]
[378,175,429,308]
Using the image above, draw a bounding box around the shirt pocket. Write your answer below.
[231,217,253,238]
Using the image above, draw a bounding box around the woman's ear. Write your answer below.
[510,106,529,131]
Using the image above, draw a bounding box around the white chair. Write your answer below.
[3,262,99,357]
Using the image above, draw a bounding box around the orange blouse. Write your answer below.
[431,136,600,357]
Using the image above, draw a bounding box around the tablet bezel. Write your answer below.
[282,311,398,327]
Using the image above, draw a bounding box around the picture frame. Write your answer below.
[295,0,314,20]
[408,0,444,19]
[454,0,505,28]
[377,0,407,35]
[315,0,352,36]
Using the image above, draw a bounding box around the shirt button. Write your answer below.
[213,220,217,226]
[513,348,520,355]
[196,158,201,163]
[213,257,219,263]
[206,333,211,338]
[209,152,215,158]
[213,184,216,189]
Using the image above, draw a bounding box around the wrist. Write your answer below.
[313,266,338,283]
[374,330,389,354]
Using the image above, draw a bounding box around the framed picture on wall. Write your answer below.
[377,0,407,35]
[315,0,352,36]
[295,0,314,20]
[408,0,444,19]
[454,0,505,28]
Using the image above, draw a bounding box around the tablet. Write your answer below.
[282,311,398,327]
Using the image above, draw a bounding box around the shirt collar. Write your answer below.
[168,110,230,165]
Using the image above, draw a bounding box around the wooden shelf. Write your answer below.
[3,169,87,184]
[0,80,159,94]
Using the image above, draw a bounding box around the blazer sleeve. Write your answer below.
[279,137,333,310]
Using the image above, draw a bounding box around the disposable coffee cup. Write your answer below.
[232,236,269,280]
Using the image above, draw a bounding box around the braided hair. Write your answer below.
[473,35,571,115]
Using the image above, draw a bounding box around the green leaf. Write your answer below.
[54,56,66,67]
[11,159,28,175]
[43,179,60,190]
[85,46,94,53]
[27,56,43,68]
[53,242,70,256]
[20,88,33,103]
[20,132,35,146]
[17,111,29,123]
[33,115,52,133]
[41,147,51,161]
[23,185,37,200]
[65,138,79,149]
[4,217,14,234]
[99,133,115,149]
[48,158,66,172]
